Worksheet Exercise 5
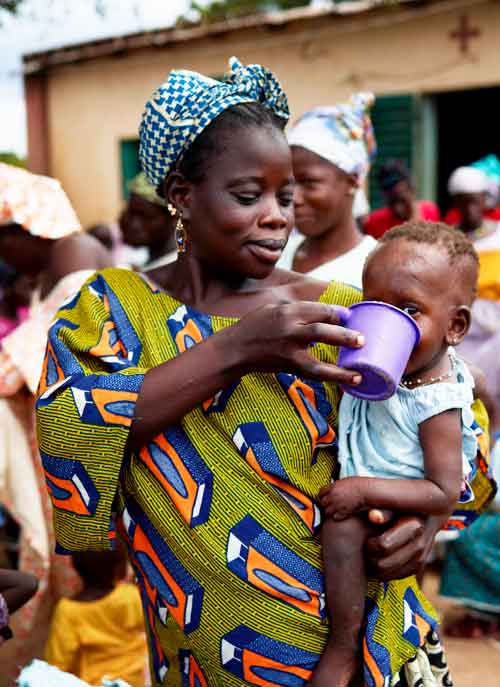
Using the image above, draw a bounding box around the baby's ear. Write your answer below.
[446,305,471,346]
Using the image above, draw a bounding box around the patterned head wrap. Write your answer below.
[0,163,81,239]
[287,93,376,183]
[127,172,166,207]
[139,56,290,188]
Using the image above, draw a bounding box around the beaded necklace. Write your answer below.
[400,353,455,389]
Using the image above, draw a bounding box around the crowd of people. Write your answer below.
[0,56,499,687]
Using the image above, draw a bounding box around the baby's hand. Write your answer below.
[318,478,367,520]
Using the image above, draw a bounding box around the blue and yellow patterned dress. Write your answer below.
[35,268,492,687]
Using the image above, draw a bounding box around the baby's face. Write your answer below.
[363,239,460,376]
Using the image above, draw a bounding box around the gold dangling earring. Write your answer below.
[167,203,177,217]
[175,215,187,254]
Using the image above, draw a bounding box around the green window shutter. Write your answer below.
[369,95,414,210]
[120,139,141,200]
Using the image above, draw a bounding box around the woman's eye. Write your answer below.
[233,193,259,204]
[402,305,419,316]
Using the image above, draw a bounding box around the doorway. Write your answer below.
[435,86,500,212]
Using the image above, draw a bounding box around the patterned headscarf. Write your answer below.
[139,56,290,188]
[287,93,377,183]
[127,172,166,207]
[0,163,81,239]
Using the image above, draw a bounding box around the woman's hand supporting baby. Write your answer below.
[365,512,447,581]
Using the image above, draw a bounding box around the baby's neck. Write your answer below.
[402,349,454,389]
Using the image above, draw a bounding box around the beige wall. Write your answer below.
[46,0,500,226]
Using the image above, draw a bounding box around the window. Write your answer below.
[120,139,141,200]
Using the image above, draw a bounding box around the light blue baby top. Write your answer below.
[338,350,476,480]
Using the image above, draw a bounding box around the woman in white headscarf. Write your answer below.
[278,93,377,288]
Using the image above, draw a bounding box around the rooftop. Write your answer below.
[23,0,432,74]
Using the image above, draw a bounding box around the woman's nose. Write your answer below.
[261,198,289,229]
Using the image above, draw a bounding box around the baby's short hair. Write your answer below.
[377,221,479,299]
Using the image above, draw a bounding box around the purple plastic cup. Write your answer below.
[336,301,421,401]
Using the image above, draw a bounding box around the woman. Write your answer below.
[364,160,440,240]
[36,58,491,687]
[279,94,377,288]
[119,171,177,269]
[0,163,110,680]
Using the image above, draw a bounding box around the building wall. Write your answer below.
[45,0,500,226]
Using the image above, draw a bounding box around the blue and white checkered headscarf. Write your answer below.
[139,56,290,188]
[288,93,376,183]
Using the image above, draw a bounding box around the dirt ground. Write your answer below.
[423,571,500,687]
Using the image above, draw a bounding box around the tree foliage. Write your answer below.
[182,0,311,26]
[0,0,23,13]
[0,0,109,16]
[0,152,26,168]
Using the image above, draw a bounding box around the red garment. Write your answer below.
[444,207,500,226]
[365,200,440,239]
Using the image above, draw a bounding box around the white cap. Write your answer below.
[448,166,490,195]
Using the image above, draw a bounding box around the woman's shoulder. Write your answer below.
[86,266,159,296]
[274,269,362,307]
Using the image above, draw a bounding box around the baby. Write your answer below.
[314,221,481,687]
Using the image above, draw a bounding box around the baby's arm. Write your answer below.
[320,409,463,519]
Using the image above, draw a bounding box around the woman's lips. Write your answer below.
[245,239,286,264]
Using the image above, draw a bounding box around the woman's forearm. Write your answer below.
[127,329,243,451]
[128,300,365,451]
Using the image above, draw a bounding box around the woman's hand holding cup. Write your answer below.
[226,301,364,384]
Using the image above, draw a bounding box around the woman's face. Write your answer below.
[291,145,355,238]
[119,194,172,248]
[175,126,295,281]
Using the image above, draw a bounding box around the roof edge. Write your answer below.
[23,0,419,74]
